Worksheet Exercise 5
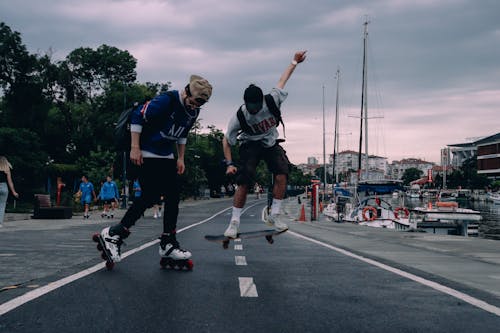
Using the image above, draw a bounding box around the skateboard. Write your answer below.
[160,257,194,271]
[205,229,287,249]
[92,233,115,270]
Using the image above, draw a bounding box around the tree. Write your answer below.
[401,168,423,186]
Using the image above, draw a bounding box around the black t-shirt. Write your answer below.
[0,171,7,183]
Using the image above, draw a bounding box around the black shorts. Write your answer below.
[101,199,115,205]
[236,142,290,186]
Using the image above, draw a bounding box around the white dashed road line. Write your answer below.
[235,256,247,266]
[238,277,258,297]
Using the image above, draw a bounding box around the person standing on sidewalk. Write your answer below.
[99,75,212,263]
[222,50,307,238]
[76,175,97,219]
[98,175,120,218]
[0,156,19,227]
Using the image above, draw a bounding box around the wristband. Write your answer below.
[224,160,234,167]
[291,60,298,66]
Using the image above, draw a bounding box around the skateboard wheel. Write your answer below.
[186,259,194,270]
[97,243,103,251]
[265,235,274,244]
[222,240,229,249]
[92,233,100,242]
[101,253,107,260]
[105,261,114,270]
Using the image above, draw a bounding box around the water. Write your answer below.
[397,197,500,239]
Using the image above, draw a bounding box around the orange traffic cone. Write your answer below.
[298,203,306,222]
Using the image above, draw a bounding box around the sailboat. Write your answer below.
[341,20,409,230]
[323,68,352,221]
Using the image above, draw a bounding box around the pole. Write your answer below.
[322,85,326,202]
[121,82,128,208]
[333,68,341,199]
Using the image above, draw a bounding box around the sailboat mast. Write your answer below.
[363,21,369,180]
[333,68,340,186]
[358,20,369,180]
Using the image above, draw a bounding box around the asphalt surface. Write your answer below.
[0,196,499,332]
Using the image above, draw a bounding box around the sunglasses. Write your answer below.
[186,85,207,106]
[193,97,207,106]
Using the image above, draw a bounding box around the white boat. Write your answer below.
[487,191,500,204]
[438,190,457,202]
[406,185,422,199]
[343,196,411,230]
[410,201,481,236]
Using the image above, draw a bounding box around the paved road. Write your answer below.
[0,197,499,332]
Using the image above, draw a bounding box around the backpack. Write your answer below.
[114,91,174,151]
[236,94,285,137]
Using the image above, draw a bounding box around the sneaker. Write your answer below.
[101,227,123,262]
[224,220,239,238]
[266,214,288,232]
[153,213,158,219]
[159,234,191,260]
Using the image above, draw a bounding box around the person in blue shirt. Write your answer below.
[77,175,97,219]
[132,179,141,199]
[99,74,212,263]
[99,175,119,218]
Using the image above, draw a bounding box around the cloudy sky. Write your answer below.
[1,0,499,165]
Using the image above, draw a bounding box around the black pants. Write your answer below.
[120,158,180,234]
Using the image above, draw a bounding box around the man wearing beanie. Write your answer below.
[222,50,307,238]
[98,75,212,265]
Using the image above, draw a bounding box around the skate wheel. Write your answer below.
[97,243,103,251]
[105,261,114,270]
[222,240,229,249]
[186,259,194,270]
[101,253,107,260]
[92,233,100,242]
[265,235,274,244]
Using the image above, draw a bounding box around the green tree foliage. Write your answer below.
[401,168,423,186]
[0,127,47,195]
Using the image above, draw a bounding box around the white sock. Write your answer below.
[271,199,282,215]
[231,207,242,223]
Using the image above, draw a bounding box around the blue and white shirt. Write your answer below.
[130,91,199,158]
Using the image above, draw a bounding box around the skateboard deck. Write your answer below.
[205,229,287,249]
[92,233,115,270]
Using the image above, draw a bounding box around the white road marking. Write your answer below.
[235,256,247,266]
[288,230,500,317]
[234,244,243,250]
[238,277,258,297]
[0,206,233,316]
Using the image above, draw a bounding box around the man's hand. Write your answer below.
[294,50,307,64]
[177,159,186,175]
[130,147,143,166]
[226,165,237,175]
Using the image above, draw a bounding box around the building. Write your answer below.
[389,158,435,180]
[476,133,500,179]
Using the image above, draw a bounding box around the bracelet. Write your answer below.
[224,160,234,167]
[291,60,298,66]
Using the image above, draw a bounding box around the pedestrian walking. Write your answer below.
[222,50,307,238]
[99,74,212,263]
[98,175,120,218]
[0,156,19,227]
[76,175,97,219]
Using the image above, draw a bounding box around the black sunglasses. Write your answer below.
[186,85,207,106]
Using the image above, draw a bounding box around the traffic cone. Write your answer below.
[298,203,306,222]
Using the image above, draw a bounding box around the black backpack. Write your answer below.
[236,94,285,137]
[114,91,174,151]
